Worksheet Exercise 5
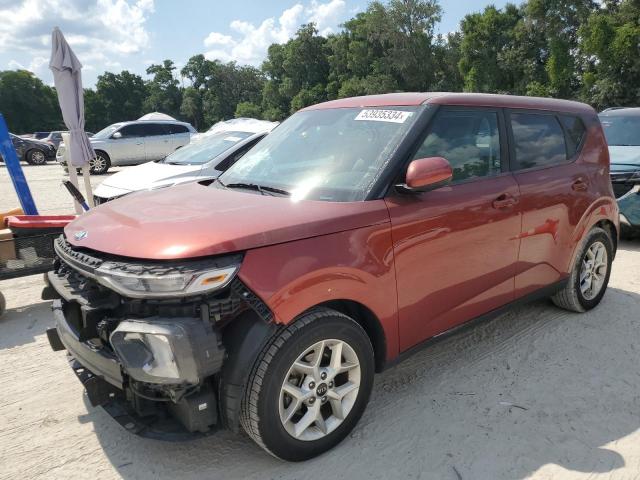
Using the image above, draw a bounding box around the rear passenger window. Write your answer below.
[511,113,567,169]
[142,124,169,136]
[167,124,189,134]
[560,115,586,158]
[414,109,502,182]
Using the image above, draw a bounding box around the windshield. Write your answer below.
[162,131,253,165]
[600,115,640,146]
[93,124,122,139]
[218,107,420,202]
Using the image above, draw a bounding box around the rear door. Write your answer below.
[507,110,591,298]
[385,106,522,351]
[140,123,173,161]
[166,124,192,150]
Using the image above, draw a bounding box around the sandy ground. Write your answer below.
[2,164,640,479]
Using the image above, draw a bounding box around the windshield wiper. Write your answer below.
[223,182,290,196]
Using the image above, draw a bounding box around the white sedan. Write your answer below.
[93,119,278,204]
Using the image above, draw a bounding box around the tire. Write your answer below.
[552,226,613,312]
[25,149,47,165]
[89,151,110,174]
[241,308,375,461]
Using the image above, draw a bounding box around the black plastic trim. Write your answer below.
[383,279,568,371]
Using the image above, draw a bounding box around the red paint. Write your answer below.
[405,157,453,189]
[68,93,618,366]
[8,215,75,229]
[64,184,388,260]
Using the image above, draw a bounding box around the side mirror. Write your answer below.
[399,156,453,193]
[112,131,122,139]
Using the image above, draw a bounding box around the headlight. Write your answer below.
[94,264,239,298]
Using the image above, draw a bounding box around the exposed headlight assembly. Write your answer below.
[110,318,225,385]
[94,264,239,298]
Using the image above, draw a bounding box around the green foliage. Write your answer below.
[235,101,262,119]
[0,70,63,133]
[1,0,640,133]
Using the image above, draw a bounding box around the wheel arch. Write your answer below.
[94,149,110,161]
[316,299,387,373]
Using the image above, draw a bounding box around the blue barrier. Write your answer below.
[0,113,39,215]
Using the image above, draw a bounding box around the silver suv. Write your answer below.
[57,120,196,174]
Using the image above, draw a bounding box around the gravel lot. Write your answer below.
[2,163,640,480]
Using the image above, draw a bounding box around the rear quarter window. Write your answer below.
[559,115,587,158]
[511,113,567,170]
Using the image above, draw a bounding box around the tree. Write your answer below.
[579,0,640,108]
[235,101,262,118]
[94,71,147,125]
[0,70,63,133]
[180,86,204,130]
[144,60,182,117]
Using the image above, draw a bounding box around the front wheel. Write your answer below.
[552,226,613,312]
[89,152,111,174]
[241,308,374,461]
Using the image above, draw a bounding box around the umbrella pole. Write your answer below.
[81,165,94,207]
[62,132,83,215]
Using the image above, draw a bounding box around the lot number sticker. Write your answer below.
[355,109,413,123]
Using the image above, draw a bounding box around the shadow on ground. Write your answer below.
[69,285,640,480]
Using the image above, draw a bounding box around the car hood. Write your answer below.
[96,161,205,196]
[65,183,390,259]
[609,146,640,169]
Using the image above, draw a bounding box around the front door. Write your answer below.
[109,124,146,165]
[385,107,522,351]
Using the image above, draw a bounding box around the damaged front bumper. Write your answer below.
[47,294,224,440]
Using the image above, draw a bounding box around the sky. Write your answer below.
[0,0,509,88]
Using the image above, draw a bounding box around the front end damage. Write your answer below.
[46,235,271,439]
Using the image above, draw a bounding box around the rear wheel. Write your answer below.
[89,151,110,174]
[241,308,374,461]
[552,227,613,312]
[26,149,47,165]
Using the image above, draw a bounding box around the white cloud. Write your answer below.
[0,0,154,79]
[308,0,346,36]
[204,32,234,47]
[203,0,347,66]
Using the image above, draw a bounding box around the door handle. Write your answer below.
[572,178,588,191]
[492,193,518,209]
[135,142,143,145]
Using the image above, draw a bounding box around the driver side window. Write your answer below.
[413,109,502,182]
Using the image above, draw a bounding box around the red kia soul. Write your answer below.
[47,93,618,460]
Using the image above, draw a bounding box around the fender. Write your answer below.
[238,222,400,362]
[565,195,619,272]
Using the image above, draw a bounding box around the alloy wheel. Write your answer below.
[90,155,107,173]
[279,339,361,441]
[32,150,45,164]
[579,241,608,300]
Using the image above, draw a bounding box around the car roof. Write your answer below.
[599,107,640,117]
[119,120,192,125]
[304,92,595,115]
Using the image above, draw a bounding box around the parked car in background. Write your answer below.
[56,120,196,174]
[93,119,277,204]
[40,131,93,149]
[599,107,640,236]
[33,131,50,140]
[0,133,56,165]
[48,93,618,460]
